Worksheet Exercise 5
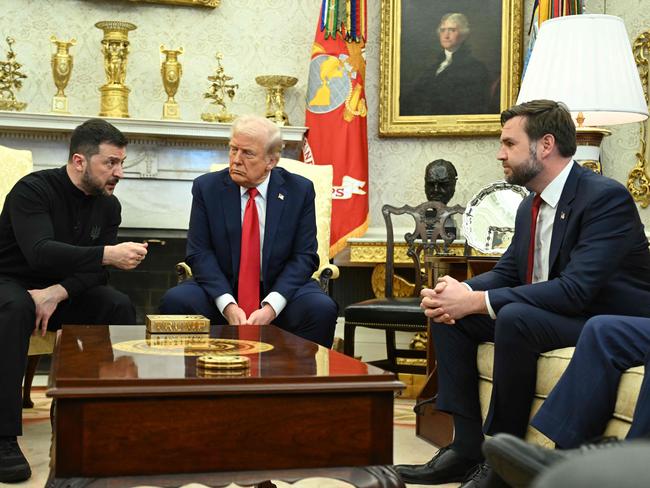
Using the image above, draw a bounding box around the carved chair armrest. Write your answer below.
[175,262,193,284]
[317,263,340,293]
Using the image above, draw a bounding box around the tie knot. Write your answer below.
[532,194,542,210]
[248,187,259,199]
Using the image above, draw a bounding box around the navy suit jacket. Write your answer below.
[467,163,650,318]
[185,167,319,303]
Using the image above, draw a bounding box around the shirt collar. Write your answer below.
[239,172,270,200]
[539,160,573,208]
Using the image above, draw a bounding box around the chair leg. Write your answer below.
[23,355,41,408]
[386,329,397,372]
[343,322,356,357]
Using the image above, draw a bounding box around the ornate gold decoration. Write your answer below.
[113,337,274,356]
[201,53,238,123]
[160,45,183,120]
[127,0,220,7]
[349,240,465,264]
[371,264,415,298]
[0,37,27,111]
[378,0,523,137]
[50,36,76,114]
[95,21,137,118]
[255,75,297,126]
[628,30,650,207]
[145,314,208,333]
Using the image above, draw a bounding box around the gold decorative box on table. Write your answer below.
[145,314,210,333]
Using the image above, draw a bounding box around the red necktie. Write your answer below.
[526,194,543,284]
[238,188,260,316]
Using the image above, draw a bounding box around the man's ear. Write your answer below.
[267,155,280,170]
[70,153,86,172]
[540,134,555,158]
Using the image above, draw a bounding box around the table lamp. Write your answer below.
[516,14,648,173]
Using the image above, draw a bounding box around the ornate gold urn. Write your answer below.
[160,45,183,120]
[95,21,137,118]
[255,75,298,126]
[50,36,76,114]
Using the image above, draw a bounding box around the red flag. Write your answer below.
[304,0,369,257]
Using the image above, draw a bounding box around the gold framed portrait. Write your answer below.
[379,0,524,137]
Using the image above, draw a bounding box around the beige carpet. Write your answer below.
[5,390,456,488]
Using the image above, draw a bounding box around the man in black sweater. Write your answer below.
[0,119,148,482]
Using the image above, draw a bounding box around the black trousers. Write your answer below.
[431,303,586,449]
[0,278,135,437]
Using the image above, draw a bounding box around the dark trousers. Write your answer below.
[0,278,135,437]
[159,279,338,348]
[531,315,650,447]
[432,303,586,452]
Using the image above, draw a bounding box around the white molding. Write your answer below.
[0,111,307,145]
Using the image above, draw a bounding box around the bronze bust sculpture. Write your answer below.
[424,159,458,204]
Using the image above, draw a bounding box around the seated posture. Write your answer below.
[160,115,337,347]
[394,100,650,488]
[0,119,148,483]
[482,314,650,487]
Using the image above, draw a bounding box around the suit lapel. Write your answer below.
[221,171,242,277]
[262,169,286,282]
[548,163,580,270]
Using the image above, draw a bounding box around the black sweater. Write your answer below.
[0,166,121,297]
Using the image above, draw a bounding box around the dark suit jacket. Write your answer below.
[401,43,490,116]
[467,163,650,318]
[186,167,319,303]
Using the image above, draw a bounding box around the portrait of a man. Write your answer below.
[398,0,503,117]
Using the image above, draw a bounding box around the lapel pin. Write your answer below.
[560,211,566,220]
[278,193,284,200]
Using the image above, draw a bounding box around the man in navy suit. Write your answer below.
[160,115,337,347]
[394,100,650,488]
[479,314,650,487]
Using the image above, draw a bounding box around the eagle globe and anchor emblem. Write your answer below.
[306,53,352,114]
[306,50,368,200]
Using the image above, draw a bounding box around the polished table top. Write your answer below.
[48,324,402,398]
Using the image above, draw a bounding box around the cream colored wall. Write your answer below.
[1,0,649,232]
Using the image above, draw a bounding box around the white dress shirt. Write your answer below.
[483,161,575,318]
[215,174,287,317]
[436,50,454,76]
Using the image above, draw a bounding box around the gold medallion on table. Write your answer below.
[112,336,274,356]
[197,354,250,370]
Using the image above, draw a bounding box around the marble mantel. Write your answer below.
[0,112,307,230]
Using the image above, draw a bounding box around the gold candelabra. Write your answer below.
[95,20,137,118]
[50,36,76,114]
[255,75,297,126]
[0,37,27,111]
[160,45,183,120]
[201,53,238,123]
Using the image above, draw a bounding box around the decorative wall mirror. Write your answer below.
[463,181,528,254]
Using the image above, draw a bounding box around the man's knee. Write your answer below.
[1,292,35,335]
[159,283,198,314]
[104,288,135,324]
[494,303,536,345]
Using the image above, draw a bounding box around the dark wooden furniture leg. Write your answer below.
[23,354,41,408]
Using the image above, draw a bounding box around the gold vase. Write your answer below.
[50,36,76,114]
[95,21,137,118]
[255,75,298,126]
[160,45,183,120]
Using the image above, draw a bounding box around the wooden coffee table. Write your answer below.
[47,324,405,487]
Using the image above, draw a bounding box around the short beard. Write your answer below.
[506,143,543,187]
[81,168,108,196]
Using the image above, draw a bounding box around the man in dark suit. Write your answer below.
[160,115,337,347]
[394,99,650,488]
[401,12,490,116]
[480,314,650,487]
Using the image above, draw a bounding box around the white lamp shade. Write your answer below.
[516,14,648,126]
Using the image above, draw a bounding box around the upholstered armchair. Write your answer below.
[0,145,57,408]
[176,158,340,292]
